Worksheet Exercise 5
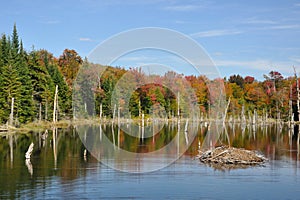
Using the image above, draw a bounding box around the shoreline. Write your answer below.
[0,117,298,134]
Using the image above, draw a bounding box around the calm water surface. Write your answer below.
[1,123,300,199]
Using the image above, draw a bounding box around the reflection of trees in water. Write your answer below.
[183,123,300,162]
[0,129,92,199]
[0,123,300,197]
[25,158,33,176]
[214,123,300,161]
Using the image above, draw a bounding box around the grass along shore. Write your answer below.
[0,115,297,134]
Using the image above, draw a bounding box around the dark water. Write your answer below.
[1,123,300,199]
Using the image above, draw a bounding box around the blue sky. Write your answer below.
[1,0,300,79]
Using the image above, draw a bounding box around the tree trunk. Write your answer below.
[177,92,180,120]
[253,109,256,125]
[9,98,14,126]
[138,99,141,119]
[53,85,58,123]
[294,67,300,121]
[99,103,102,121]
[223,96,231,123]
[113,104,116,122]
[241,104,246,123]
[45,100,48,121]
[39,103,42,123]
[118,105,120,125]
[289,84,293,126]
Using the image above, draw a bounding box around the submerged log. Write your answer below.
[25,142,34,159]
[197,146,267,169]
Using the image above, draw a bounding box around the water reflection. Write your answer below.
[0,123,299,198]
[76,121,199,173]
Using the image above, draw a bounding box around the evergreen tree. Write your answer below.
[11,24,19,60]
[0,36,2,67]
[16,41,35,123]
[0,31,23,123]
[1,64,21,124]
[0,26,34,123]
[129,91,140,117]
[73,60,96,118]
[28,50,55,121]
[228,74,244,89]
[0,35,6,122]
[38,49,72,119]
[0,34,9,65]
[47,63,71,118]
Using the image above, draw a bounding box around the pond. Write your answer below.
[0,122,300,199]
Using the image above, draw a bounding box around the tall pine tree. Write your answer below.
[28,50,55,121]
[16,40,35,123]
[0,35,7,122]
[1,64,21,124]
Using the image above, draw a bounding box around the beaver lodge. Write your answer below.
[197,146,267,170]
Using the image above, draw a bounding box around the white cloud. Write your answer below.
[79,37,93,42]
[163,5,200,11]
[115,55,151,62]
[45,20,60,24]
[213,52,224,56]
[190,29,243,38]
[243,18,277,25]
[38,19,60,24]
[268,24,300,30]
[216,60,270,69]
[80,0,174,7]
[289,57,300,63]
[174,20,188,24]
[215,59,296,75]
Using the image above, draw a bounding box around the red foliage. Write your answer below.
[264,80,275,96]
[244,76,254,84]
[269,71,283,80]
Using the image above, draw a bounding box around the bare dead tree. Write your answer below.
[289,84,293,126]
[294,66,300,121]
[9,98,14,126]
[53,85,58,123]
[223,96,231,123]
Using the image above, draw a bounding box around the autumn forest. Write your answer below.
[0,25,299,126]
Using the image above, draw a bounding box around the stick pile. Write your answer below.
[197,146,267,169]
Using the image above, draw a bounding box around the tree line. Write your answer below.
[0,25,77,125]
[0,25,299,125]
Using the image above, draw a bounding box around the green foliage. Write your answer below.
[93,66,127,118]
[11,24,19,60]
[15,41,35,123]
[0,34,9,65]
[28,50,55,120]
[0,26,35,124]
[129,91,140,117]
[38,50,72,119]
